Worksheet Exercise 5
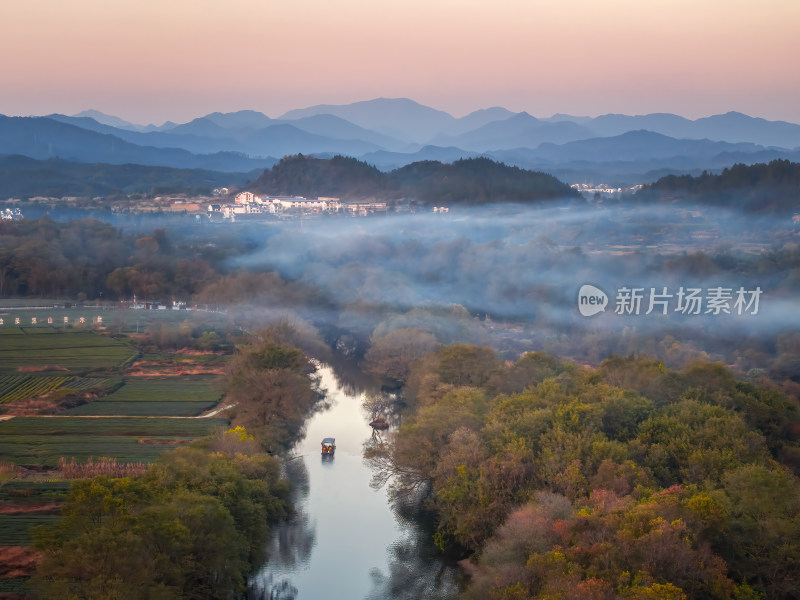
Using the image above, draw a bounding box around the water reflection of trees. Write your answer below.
[364,503,463,600]
[248,458,315,600]
[249,577,297,600]
[364,430,430,497]
[325,352,382,397]
[362,391,402,428]
[362,424,462,599]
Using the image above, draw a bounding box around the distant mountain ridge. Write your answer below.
[2,98,799,183]
[525,130,765,162]
[432,112,596,150]
[63,100,800,149]
[0,115,275,172]
[279,98,456,143]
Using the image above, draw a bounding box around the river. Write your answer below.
[248,364,462,600]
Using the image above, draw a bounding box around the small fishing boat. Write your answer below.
[321,437,336,455]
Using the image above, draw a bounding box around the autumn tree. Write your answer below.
[364,327,438,382]
[224,326,318,450]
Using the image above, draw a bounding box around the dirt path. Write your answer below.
[197,403,236,418]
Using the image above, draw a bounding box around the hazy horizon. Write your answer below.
[1,0,798,125]
[6,100,800,130]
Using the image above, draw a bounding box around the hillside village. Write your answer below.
[1,207,23,220]
[207,191,391,220]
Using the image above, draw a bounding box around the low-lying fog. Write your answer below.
[199,201,795,378]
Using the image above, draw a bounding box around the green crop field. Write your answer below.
[0,375,118,405]
[0,376,31,398]
[0,321,234,578]
[0,436,198,466]
[141,351,229,363]
[0,375,71,404]
[0,481,69,544]
[0,579,29,595]
[63,376,223,416]
[62,376,117,390]
[0,515,62,545]
[0,417,228,467]
[0,416,226,437]
[0,330,137,374]
[96,377,222,402]
[0,480,71,504]
[65,401,218,416]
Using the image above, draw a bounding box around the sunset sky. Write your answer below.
[1,0,798,125]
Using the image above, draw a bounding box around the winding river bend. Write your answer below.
[249,364,461,600]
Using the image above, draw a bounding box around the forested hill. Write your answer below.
[636,159,800,212]
[250,155,388,199]
[391,157,579,205]
[250,154,579,204]
[0,154,256,197]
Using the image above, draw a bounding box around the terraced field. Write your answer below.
[0,417,228,467]
[0,329,137,374]
[0,376,118,405]
[0,324,233,592]
[63,400,216,416]
[62,377,115,390]
[0,376,71,404]
[64,373,223,416]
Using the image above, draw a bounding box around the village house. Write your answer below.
[211,192,344,219]
[266,196,341,212]
[342,202,388,216]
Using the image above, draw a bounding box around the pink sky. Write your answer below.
[1,0,798,125]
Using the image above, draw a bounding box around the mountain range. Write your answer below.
[3,98,800,183]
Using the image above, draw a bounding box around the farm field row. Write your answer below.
[0,376,71,404]
[0,480,71,552]
[0,515,62,546]
[0,330,137,374]
[0,480,72,505]
[63,375,223,416]
[0,376,118,403]
[99,376,223,402]
[0,417,228,467]
[65,400,217,416]
[0,416,226,436]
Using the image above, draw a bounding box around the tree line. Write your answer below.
[636,159,800,213]
[370,346,800,599]
[0,217,256,300]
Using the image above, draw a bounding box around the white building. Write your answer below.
[1,208,23,220]
[343,202,387,216]
[264,196,341,212]
[209,192,343,218]
[235,191,259,205]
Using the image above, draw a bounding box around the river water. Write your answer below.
[248,364,461,600]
